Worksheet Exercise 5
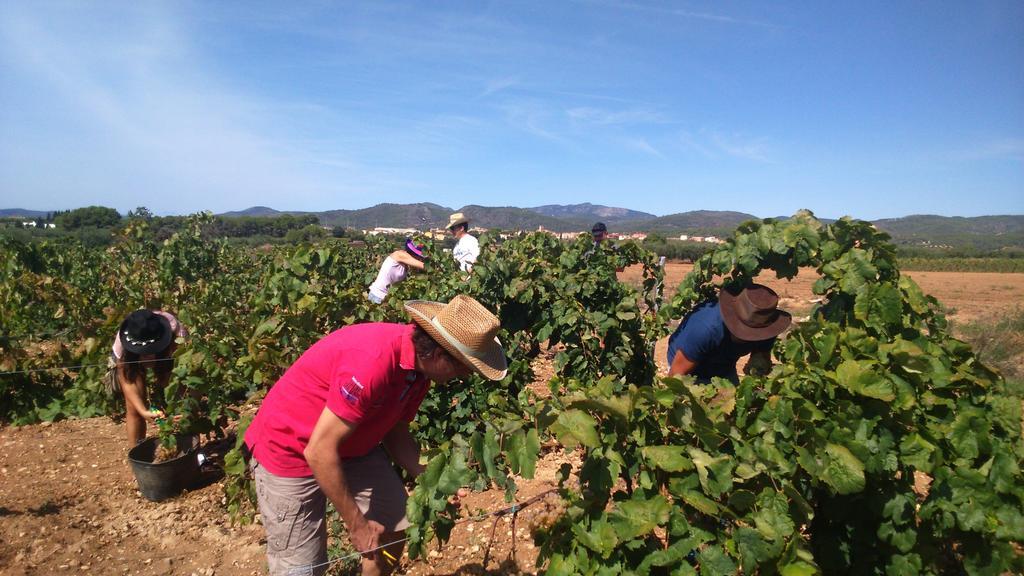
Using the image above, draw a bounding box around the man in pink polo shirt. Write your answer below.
[245,295,507,576]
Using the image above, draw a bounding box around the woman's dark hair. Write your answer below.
[451,222,469,234]
[119,345,174,383]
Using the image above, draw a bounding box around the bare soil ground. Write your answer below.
[0,416,568,575]
[1,264,1021,575]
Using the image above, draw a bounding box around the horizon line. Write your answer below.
[2,204,1023,222]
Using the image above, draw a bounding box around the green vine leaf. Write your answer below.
[821,443,866,495]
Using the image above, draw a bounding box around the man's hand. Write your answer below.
[349,516,385,557]
[743,351,773,376]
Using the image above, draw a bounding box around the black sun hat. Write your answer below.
[119,310,174,355]
[718,283,792,342]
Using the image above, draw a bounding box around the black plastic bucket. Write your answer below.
[127,435,201,501]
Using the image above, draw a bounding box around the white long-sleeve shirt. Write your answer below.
[452,234,479,272]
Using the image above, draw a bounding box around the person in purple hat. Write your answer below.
[367,238,428,304]
[667,283,791,384]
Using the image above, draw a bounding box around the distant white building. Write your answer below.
[678,234,689,241]
[366,227,418,236]
[538,227,584,241]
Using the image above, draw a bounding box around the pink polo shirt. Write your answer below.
[244,323,431,477]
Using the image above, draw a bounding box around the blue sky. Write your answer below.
[1,1,1021,219]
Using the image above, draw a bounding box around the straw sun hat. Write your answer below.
[404,295,507,381]
[446,212,470,230]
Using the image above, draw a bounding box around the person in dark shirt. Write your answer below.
[584,221,624,272]
[667,283,791,383]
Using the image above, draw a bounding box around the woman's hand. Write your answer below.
[143,408,165,421]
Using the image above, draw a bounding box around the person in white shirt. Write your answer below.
[447,212,479,272]
[367,238,428,304]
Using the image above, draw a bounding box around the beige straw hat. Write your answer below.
[404,295,507,380]
[446,212,470,229]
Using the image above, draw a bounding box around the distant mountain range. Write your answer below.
[4,205,1023,249]
[214,203,760,235]
[215,205,1024,249]
[0,208,50,218]
[529,203,656,227]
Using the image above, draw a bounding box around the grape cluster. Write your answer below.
[527,494,566,538]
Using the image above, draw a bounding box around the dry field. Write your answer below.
[619,261,1024,372]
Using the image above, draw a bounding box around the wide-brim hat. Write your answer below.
[404,295,507,381]
[119,310,174,355]
[404,238,427,260]
[719,283,792,342]
[446,212,470,230]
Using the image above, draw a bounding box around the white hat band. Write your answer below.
[430,316,490,361]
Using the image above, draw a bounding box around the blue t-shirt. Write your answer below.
[666,301,774,383]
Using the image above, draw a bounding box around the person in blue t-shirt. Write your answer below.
[667,283,791,383]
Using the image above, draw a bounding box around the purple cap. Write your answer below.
[405,238,427,259]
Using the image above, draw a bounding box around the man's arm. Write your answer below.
[668,348,699,377]
[382,421,425,478]
[304,407,383,556]
[463,237,480,267]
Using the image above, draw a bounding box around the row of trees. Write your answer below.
[4,206,327,240]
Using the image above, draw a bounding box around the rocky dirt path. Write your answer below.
[0,417,265,576]
[0,414,573,575]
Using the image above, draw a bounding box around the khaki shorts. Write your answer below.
[253,446,410,576]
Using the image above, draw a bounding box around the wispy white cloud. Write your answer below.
[566,106,663,125]
[495,99,667,146]
[545,89,641,104]
[951,138,1024,162]
[679,132,716,158]
[497,100,567,143]
[709,131,772,162]
[481,76,520,98]
[680,130,774,163]
[0,3,423,212]
[580,0,778,29]
[622,137,663,158]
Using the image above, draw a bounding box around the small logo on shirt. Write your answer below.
[340,376,364,405]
